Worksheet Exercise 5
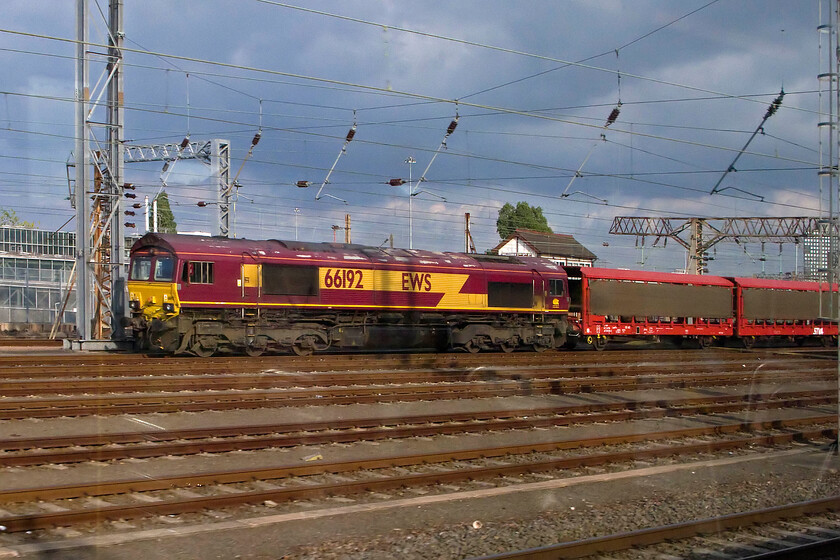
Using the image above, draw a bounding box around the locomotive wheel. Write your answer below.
[532,343,550,352]
[191,341,216,358]
[244,344,265,357]
[499,340,516,353]
[464,340,481,353]
[291,343,313,356]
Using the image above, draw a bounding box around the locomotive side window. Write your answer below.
[130,257,152,281]
[183,261,214,284]
[488,282,533,308]
[549,279,565,296]
[153,256,175,281]
[263,264,319,296]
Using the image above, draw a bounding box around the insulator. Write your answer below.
[251,131,261,146]
[124,211,135,216]
[296,180,311,188]
[180,136,190,149]
[446,120,458,135]
[132,203,142,209]
[123,182,135,190]
[606,107,620,126]
[388,178,406,186]
[764,93,784,119]
[345,128,356,142]
[197,201,208,207]
[125,193,136,199]
[124,222,136,228]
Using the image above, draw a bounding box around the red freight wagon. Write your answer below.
[572,267,735,350]
[731,277,838,347]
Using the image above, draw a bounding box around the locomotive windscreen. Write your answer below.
[742,288,838,320]
[588,279,732,318]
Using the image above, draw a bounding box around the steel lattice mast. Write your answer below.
[74,0,128,341]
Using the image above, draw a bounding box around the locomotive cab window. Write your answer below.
[182,261,214,284]
[153,256,175,281]
[263,264,319,296]
[549,279,565,296]
[130,257,152,281]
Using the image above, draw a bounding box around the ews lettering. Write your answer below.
[401,272,432,292]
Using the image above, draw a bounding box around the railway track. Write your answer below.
[1,371,834,419]
[0,418,834,533]
[0,347,836,557]
[1,390,833,467]
[0,347,830,376]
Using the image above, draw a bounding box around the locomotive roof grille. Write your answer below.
[468,254,523,265]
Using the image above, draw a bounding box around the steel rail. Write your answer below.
[0,425,834,532]
[1,393,833,467]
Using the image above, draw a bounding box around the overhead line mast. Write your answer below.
[74,0,127,342]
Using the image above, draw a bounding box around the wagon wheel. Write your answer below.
[741,336,755,349]
[191,341,216,358]
[591,336,607,352]
[697,336,713,349]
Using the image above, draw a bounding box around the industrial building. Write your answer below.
[0,226,76,333]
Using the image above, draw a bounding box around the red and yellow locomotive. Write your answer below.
[126,233,571,356]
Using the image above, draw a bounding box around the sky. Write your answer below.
[0,0,832,275]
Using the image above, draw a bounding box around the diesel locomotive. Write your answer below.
[126,233,571,356]
[126,233,838,356]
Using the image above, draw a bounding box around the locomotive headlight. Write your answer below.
[162,302,175,313]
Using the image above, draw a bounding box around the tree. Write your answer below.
[496,201,552,239]
[150,191,177,233]
[0,207,36,229]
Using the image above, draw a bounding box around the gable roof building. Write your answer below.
[491,229,597,267]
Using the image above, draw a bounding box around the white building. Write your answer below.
[491,229,597,267]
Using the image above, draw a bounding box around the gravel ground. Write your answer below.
[282,461,840,559]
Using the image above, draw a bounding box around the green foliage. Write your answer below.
[150,192,178,233]
[0,207,36,229]
[496,201,552,239]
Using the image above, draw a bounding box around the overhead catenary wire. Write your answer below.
[0,6,822,269]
